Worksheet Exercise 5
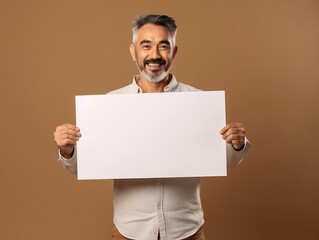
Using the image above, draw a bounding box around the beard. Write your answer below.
[135,53,174,83]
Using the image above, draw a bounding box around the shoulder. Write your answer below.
[108,84,138,94]
[175,82,202,92]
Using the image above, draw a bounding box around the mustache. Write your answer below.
[144,58,166,66]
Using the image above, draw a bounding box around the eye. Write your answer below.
[142,45,151,50]
[159,44,170,50]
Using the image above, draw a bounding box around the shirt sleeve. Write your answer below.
[226,138,252,167]
[57,147,77,174]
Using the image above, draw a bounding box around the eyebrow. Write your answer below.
[139,40,171,45]
[140,40,151,45]
[159,40,170,45]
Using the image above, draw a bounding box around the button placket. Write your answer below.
[156,179,166,240]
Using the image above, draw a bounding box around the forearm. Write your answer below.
[226,138,252,167]
[58,147,77,174]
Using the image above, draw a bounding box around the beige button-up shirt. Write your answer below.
[59,75,252,240]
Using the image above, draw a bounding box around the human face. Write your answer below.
[130,24,177,83]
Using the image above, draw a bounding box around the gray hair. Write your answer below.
[132,14,177,46]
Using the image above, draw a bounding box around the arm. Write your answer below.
[54,123,81,174]
[220,123,252,167]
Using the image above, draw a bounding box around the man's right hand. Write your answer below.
[54,123,81,159]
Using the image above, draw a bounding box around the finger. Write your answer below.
[55,125,81,138]
[56,133,80,147]
[222,128,245,141]
[58,132,80,141]
[55,123,79,133]
[220,123,242,135]
[61,123,78,129]
[60,128,81,138]
[224,131,244,142]
[54,131,81,148]
[56,138,78,148]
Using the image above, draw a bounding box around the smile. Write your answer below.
[147,63,162,67]
[144,58,166,68]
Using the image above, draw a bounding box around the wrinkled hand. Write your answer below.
[220,123,246,150]
[54,123,81,158]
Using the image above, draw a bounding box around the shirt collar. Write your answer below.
[131,75,179,93]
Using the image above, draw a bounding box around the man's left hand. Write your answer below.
[220,123,246,150]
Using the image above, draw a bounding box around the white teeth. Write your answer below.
[148,63,160,67]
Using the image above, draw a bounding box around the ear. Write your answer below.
[172,46,178,59]
[129,44,136,61]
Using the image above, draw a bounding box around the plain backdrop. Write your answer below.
[0,0,318,239]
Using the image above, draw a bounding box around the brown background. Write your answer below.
[1,0,318,239]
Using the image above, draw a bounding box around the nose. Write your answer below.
[150,46,161,59]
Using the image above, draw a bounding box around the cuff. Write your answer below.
[227,138,252,167]
[57,148,77,167]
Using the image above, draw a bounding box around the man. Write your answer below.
[54,14,252,240]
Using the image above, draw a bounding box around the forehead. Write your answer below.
[136,24,171,43]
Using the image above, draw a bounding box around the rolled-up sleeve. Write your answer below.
[57,147,77,174]
[226,138,252,167]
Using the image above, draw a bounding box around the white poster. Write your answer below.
[76,91,226,180]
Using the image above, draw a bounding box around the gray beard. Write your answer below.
[139,67,170,83]
[135,53,174,83]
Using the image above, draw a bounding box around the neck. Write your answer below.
[138,74,172,93]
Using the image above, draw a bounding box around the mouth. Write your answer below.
[144,59,165,71]
[147,62,162,67]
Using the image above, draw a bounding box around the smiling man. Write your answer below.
[54,14,252,240]
[130,22,176,86]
